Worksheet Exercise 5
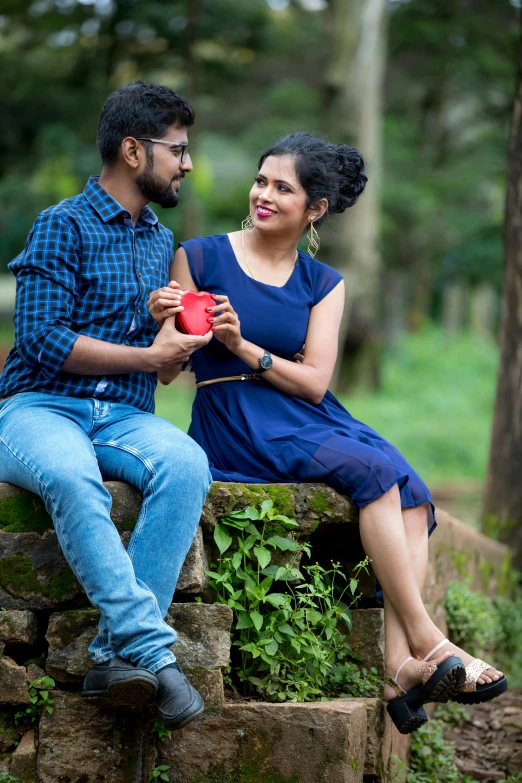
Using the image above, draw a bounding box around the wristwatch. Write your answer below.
[258,350,273,373]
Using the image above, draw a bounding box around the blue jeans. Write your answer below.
[0,392,212,673]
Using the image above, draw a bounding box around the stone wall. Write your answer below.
[0,481,510,783]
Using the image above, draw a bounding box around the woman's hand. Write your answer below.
[147,281,184,324]
[208,294,243,353]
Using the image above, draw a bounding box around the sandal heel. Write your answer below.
[387,697,428,735]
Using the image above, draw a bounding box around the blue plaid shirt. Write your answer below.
[0,177,174,413]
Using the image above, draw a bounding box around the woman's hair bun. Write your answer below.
[258,132,368,226]
[331,144,368,213]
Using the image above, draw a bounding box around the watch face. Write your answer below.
[260,352,272,370]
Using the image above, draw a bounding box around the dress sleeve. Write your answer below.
[178,237,205,290]
[312,263,343,306]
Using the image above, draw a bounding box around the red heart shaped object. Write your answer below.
[176,290,215,336]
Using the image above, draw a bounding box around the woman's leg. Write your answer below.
[360,485,502,693]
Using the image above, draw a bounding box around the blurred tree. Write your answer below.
[324,0,388,392]
[482,9,522,567]
[382,0,517,333]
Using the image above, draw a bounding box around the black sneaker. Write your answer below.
[81,655,159,707]
[155,664,204,729]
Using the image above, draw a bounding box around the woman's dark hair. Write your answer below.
[97,81,195,166]
[258,132,367,224]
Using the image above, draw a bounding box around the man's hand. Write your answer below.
[148,316,212,371]
[147,281,184,324]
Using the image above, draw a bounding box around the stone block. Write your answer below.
[354,697,410,779]
[348,609,385,678]
[10,728,37,783]
[0,528,86,611]
[167,603,233,669]
[159,699,368,783]
[26,663,45,682]
[0,610,39,645]
[185,668,224,706]
[37,691,157,783]
[176,526,210,594]
[422,508,512,630]
[0,656,30,705]
[201,482,358,539]
[45,608,99,682]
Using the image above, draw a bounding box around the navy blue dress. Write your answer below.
[181,234,435,531]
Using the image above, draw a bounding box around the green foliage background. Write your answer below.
[0,0,516,512]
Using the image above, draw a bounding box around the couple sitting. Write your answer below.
[0,81,506,735]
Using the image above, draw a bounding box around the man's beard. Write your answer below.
[136,151,180,209]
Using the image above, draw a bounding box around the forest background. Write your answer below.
[0,0,519,529]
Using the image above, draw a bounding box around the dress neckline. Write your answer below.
[224,233,300,290]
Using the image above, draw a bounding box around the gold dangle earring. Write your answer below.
[307,218,320,257]
[242,213,254,230]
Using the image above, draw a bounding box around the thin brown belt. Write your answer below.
[195,373,262,389]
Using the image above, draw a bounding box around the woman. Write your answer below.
[147,132,506,733]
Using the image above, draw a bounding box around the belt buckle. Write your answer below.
[240,374,249,381]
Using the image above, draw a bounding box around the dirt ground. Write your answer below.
[452,690,522,782]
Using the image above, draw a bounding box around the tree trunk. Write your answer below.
[482,14,522,566]
[179,0,204,241]
[324,0,388,393]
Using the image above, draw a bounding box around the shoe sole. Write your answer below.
[453,675,508,705]
[397,712,429,735]
[429,659,467,703]
[82,675,158,708]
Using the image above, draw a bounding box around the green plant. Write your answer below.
[14,675,55,725]
[149,718,172,742]
[149,764,170,782]
[207,499,377,701]
[222,664,232,688]
[389,705,480,783]
[494,591,522,688]
[0,775,22,783]
[445,579,500,657]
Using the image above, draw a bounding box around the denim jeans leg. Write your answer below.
[0,394,179,670]
[91,404,212,672]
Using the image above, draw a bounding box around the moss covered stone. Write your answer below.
[305,490,336,517]
[47,609,99,650]
[0,493,53,535]
[160,701,367,783]
[208,484,295,518]
[160,728,299,783]
[180,761,299,783]
[0,553,80,604]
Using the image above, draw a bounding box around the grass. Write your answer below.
[342,327,498,485]
[0,323,499,488]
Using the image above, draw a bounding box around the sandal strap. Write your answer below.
[394,655,414,684]
[422,638,450,662]
[384,676,406,698]
[462,659,491,692]
[419,660,438,685]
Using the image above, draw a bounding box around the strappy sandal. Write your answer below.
[453,659,508,704]
[427,642,508,705]
[385,643,466,735]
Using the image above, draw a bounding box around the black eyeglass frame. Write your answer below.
[134,138,190,163]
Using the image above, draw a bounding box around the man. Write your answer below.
[0,81,212,730]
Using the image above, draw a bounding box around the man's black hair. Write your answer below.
[97,81,195,166]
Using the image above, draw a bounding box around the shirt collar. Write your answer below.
[84,176,159,229]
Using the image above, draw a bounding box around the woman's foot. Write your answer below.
[416,637,503,686]
[384,650,455,703]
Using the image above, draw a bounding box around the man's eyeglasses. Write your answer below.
[135,138,190,163]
